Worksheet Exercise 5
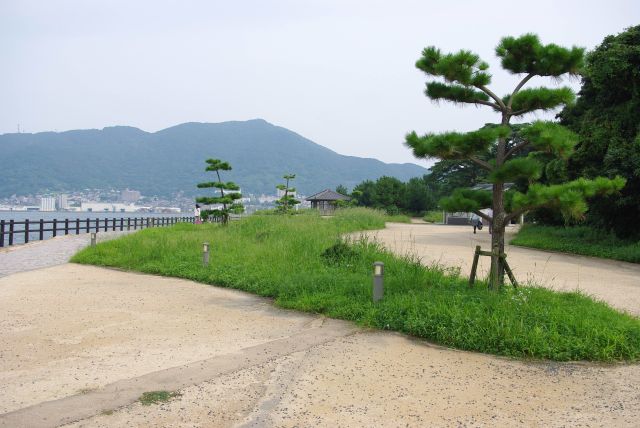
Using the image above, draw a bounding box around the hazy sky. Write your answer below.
[1,1,638,166]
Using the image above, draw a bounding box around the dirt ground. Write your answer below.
[1,224,639,427]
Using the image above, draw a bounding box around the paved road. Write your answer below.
[0,231,133,277]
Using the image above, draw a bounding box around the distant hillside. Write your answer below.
[0,119,428,197]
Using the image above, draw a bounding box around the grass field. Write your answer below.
[72,208,640,362]
[511,224,640,264]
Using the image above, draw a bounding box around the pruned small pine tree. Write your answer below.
[196,159,244,223]
[405,34,625,289]
[275,174,300,213]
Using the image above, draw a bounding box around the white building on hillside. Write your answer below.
[57,194,69,210]
[81,202,142,212]
[40,197,56,212]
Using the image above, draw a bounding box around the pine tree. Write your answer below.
[405,34,625,288]
[196,159,244,223]
[275,174,300,213]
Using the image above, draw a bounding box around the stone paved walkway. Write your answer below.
[0,231,133,277]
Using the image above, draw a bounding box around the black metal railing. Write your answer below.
[0,216,195,248]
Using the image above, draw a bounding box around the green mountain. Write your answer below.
[0,119,427,197]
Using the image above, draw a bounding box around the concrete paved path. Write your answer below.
[0,231,133,278]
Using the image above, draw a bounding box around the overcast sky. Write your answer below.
[1,1,638,166]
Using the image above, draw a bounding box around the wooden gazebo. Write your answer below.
[306,189,351,215]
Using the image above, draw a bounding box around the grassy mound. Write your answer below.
[72,208,640,361]
[511,224,640,264]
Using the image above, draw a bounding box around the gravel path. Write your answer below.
[0,264,637,427]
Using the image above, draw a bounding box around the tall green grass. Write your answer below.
[423,210,444,223]
[512,224,640,263]
[72,208,640,361]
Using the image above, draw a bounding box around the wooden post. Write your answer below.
[0,220,5,247]
[469,245,481,287]
[120,218,124,231]
[127,217,131,231]
[503,257,518,288]
[95,218,99,232]
[65,218,69,235]
[39,219,44,241]
[25,219,30,243]
[53,219,57,238]
[76,218,80,234]
[85,218,90,233]
[9,220,14,245]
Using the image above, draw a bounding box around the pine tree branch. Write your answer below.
[505,208,529,223]
[476,85,506,110]
[507,73,534,110]
[473,210,493,223]
[468,156,493,171]
[472,99,501,109]
[505,140,531,159]
[511,108,530,116]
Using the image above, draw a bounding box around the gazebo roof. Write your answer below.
[305,189,351,202]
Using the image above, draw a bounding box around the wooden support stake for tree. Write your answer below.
[468,247,517,289]
[503,258,518,288]
[469,245,481,287]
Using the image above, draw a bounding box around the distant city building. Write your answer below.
[276,188,296,198]
[40,197,56,212]
[56,194,69,210]
[120,189,141,203]
[258,194,278,204]
[81,202,142,212]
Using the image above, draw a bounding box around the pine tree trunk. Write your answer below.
[490,183,506,289]
[489,112,510,289]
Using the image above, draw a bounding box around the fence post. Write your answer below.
[104,218,108,232]
[95,218,99,232]
[113,218,116,231]
[120,218,123,231]
[39,219,44,241]
[65,218,69,235]
[127,217,131,230]
[0,220,4,247]
[53,219,57,238]
[146,218,150,228]
[9,220,14,245]
[25,219,30,243]
[76,218,80,234]
[85,218,89,233]
[134,218,138,229]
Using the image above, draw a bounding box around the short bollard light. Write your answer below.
[90,232,97,247]
[372,261,384,302]
[203,242,210,267]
